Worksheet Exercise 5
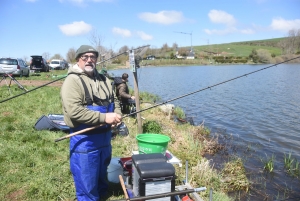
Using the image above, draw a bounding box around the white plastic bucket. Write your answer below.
[107,157,123,183]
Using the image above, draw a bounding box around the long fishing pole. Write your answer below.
[54,56,300,142]
[54,112,133,142]
[96,45,149,65]
[111,187,206,201]
[0,75,67,104]
[0,45,149,104]
[126,56,300,117]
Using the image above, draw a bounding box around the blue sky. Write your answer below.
[1,0,300,61]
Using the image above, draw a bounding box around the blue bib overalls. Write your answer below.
[69,74,115,201]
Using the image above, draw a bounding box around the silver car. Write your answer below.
[0,58,30,77]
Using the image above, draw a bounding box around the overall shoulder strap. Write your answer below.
[69,73,93,105]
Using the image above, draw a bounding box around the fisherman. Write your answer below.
[60,45,122,201]
[116,73,136,114]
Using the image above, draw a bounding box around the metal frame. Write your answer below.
[0,71,28,94]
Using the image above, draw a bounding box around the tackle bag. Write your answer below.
[35,114,70,132]
[112,76,123,92]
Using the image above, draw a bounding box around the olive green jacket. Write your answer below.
[60,64,121,128]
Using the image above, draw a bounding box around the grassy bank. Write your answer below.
[0,79,251,201]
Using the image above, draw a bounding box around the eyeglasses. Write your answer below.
[81,55,97,61]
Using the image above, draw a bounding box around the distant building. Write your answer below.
[186,51,195,59]
[175,48,195,59]
[146,55,155,60]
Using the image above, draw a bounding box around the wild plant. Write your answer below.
[284,152,294,172]
[261,154,275,173]
[284,152,300,177]
[174,106,186,119]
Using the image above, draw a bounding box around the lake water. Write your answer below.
[111,63,300,199]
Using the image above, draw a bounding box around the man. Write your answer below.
[116,73,135,114]
[60,45,122,201]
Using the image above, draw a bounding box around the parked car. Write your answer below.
[146,55,156,60]
[49,59,66,70]
[30,55,50,72]
[0,57,30,77]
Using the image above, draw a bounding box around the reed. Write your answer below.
[261,154,275,173]
[284,152,300,177]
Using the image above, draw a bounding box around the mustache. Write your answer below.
[85,63,95,67]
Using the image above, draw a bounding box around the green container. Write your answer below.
[136,133,170,155]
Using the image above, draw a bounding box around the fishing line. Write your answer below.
[53,55,300,141]
[1,56,299,106]
[126,55,300,117]
[0,45,149,104]
[0,76,67,104]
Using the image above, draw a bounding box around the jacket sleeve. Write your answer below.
[118,83,131,99]
[105,78,122,116]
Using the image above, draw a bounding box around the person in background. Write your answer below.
[60,45,122,201]
[116,73,135,114]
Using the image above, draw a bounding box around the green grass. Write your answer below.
[0,65,254,200]
[0,84,239,200]
[193,39,283,57]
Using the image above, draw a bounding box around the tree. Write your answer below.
[277,29,300,55]
[66,48,76,63]
[118,45,129,54]
[42,52,50,61]
[50,54,63,60]
[249,49,259,63]
[88,29,106,63]
[257,49,273,63]
[178,47,188,56]
[23,56,28,63]
[170,52,175,59]
[161,43,169,51]
[172,43,178,51]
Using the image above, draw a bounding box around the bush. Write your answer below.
[174,106,186,119]
[142,120,162,133]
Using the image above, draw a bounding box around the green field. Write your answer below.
[193,38,284,57]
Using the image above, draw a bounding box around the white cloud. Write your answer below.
[138,10,185,25]
[240,28,255,34]
[205,10,255,35]
[270,18,300,32]
[208,10,236,26]
[112,27,132,37]
[59,21,92,36]
[136,31,153,40]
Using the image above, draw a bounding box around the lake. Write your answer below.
[111,63,300,200]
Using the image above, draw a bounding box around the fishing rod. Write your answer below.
[0,45,149,104]
[54,56,300,142]
[54,113,133,142]
[111,187,207,201]
[96,45,149,65]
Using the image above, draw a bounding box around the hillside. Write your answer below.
[192,37,284,58]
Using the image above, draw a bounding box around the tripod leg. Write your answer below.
[7,74,28,92]
[1,75,12,95]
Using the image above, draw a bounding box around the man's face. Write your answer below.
[78,53,97,73]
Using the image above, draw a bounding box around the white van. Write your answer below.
[50,60,65,70]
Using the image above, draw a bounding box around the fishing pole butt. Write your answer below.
[54,137,66,143]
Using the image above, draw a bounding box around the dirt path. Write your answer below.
[0,80,64,87]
